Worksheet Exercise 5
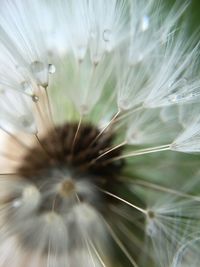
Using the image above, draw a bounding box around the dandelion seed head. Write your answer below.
[0,0,200,266]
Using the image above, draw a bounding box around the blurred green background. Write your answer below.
[190,0,200,28]
[176,0,200,30]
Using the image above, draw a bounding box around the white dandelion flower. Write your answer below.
[1,0,200,267]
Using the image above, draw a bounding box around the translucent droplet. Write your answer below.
[146,220,157,237]
[32,94,39,102]
[140,15,149,32]
[168,93,184,103]
[138,53,144,62]
[118,98,130,111]
[80,104,89,115]
[77,45,87,61]
[92,54,102,65]
[168,94,179,103]
[103,29,111,42]
[128,130,140,143]
[30,61,48,87]
[20,81,32,94]
[48,64,56,74]
[103,29,114,51]
[21,81,29,90]
[30,61,45,73]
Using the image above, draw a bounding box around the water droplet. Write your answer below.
[77,45,87,61]
[140,15,149,32]
[146,220,157,237]
[118,98,130,111]
[168,93,184,103]
[30,61,49,87]
[129,130,140,142]
[30,61,45,73]
[92,54,102,65]
[32,94,39,102]
[21,81,29,90]
[80,104,89,115]
[20,81,32,94]
[103,29,111,42]
[168,94,179,103]
[48,64,56,74]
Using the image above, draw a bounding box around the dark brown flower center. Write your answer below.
[17,122,124,214]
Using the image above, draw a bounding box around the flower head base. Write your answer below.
[16,122,124,215]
